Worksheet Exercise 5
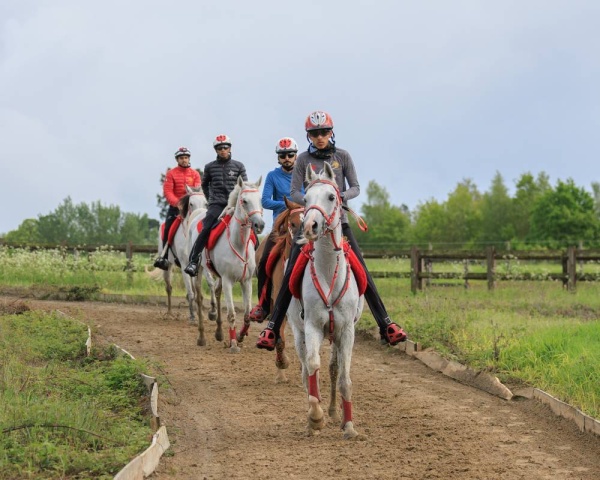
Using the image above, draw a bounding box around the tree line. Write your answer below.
[2,170,599,249]
[354,171,600,250]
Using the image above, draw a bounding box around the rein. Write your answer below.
[225,187,262,280]
[303,179,352,343]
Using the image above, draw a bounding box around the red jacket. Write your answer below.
[163,166,201,207]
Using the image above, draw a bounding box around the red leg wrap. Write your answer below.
[342,398,353,424]
[229,327,237,341]
[308,370,321,401]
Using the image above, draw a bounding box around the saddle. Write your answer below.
[289,241,367,299]
[206,214,257,250]
[160,216,183,246]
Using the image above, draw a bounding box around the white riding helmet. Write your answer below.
[174,147,191,158]
[275,137,298,154]
[213,134,232,148]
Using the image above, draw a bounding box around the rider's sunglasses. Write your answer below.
[216,145,230,151]
[278,153,296,159]
[308,128,332,138]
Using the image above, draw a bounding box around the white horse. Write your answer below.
[287,162,364,439]
[197,176,265,351]
[155,185,207,324]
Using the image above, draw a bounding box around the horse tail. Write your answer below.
[145,265,165,282]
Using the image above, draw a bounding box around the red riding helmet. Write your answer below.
[305,111,334,131]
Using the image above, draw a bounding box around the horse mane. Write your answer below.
[225,182,242,211]
[178,194,192,218]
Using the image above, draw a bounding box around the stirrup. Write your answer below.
[385,323,407,346]
[153,258,169,271]
[184,262,199,277]
[256,328,277,351]
[248,305,267,323]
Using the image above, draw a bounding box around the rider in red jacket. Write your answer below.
[154,147,201,270]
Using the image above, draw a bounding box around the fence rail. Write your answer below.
[2,242,599,293]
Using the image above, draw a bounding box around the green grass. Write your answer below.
[0,310,153,479]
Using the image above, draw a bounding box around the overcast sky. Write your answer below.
[1,0,599,234]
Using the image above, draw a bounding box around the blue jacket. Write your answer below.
[262,167,304,222]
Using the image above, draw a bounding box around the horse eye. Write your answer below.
[328,194,335,201]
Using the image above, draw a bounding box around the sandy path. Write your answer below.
[7,296,600,480]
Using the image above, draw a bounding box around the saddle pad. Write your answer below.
[265,239,285,278]
[289,241,367,298]
[207,214,257,251]
[167,216,182,245]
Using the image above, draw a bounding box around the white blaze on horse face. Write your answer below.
[303,208,321,241]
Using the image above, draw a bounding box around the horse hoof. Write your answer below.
[229,345,241,354]
[328,408,340,423]
[215,331,223,342]
[209,311,217,321]
[189,319,198,326]
[275,355,290,369]
[342,421,359,440]
[275,371,289,384]
[197,338,206,347]
[308,415,325,431]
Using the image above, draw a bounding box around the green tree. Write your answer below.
[512,172,551,243]
[411,199,447,246]
[355,181,411,247]
[3,218,42,244]
[8,197,159,245]
[479,171,515,247]
[529,179,600,248]
[443,179,482,247]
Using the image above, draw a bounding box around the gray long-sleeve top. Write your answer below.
[290,148,360,224]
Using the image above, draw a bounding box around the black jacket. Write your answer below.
[201,157,248,207]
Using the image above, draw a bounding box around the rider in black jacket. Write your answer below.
[184,134,248,277]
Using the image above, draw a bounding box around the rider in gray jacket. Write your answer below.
[256,111,407,350]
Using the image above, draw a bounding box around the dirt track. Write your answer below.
[5,295,600,480]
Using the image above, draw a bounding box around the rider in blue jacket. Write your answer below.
[249,137,303,322]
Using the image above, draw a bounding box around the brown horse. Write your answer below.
[254,197,304,382]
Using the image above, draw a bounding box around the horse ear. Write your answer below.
[305,164,315,182]
[323,162,334,180]
[185,184,192,194]
[284,196,291,209]
[256,175,262,187]
[237,176,244,188]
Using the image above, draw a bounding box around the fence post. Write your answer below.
[126,241,134,285]
[425,243,433,287]
[486,246,496,290]
[463,259,470,289]
[410,246,421,294]
[567,246,577,292]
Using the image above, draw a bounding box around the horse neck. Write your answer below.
[185,208,205,230]
[229,202,252,247]
[312,223,344,267]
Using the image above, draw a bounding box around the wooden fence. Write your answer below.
[3,242,600,293]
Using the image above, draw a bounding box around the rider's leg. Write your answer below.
[184,206,221,277]
[342,223,407,345]
[249,233,277,322]
[256,232,303,350]
[154,206,179,270]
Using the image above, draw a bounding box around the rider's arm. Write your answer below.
[290,158,306,204]
[163,169,179,207]
[201,163,211,201]
[261,172,283,212]
[341,152,360,201]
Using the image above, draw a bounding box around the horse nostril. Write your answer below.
[311,222,318,234]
